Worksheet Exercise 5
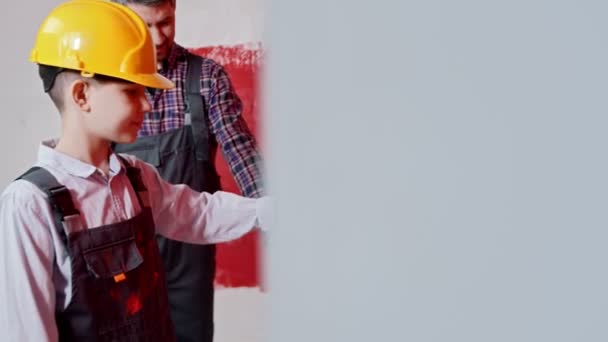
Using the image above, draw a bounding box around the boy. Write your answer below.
[0,0,270,341]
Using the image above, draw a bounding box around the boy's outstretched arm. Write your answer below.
[0,181,59,342]
[127,156,272,244]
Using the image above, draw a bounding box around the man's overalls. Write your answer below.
[114,54,221,342]
[18,159,175,341]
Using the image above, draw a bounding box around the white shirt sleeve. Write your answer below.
[0,181,59,342]
[130,157,271,244]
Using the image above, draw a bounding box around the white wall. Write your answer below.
[265,1,608,341]
[0,2,60,189]
[175,0,265,47]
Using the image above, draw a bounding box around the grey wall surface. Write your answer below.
[265,1,608,341]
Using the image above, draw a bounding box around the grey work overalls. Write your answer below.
[18,159,175,341]
[113,54,221,342]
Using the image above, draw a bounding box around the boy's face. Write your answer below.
[127,2,176,63]
[83,79,151,144]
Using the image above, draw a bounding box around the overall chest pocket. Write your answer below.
[83,238,143,279]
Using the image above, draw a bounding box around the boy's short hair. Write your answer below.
[38,64,66,93]
[39,65,78,111]
[38,64,131,111]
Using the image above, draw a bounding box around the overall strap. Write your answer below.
[17,167,80,247]
[116,155,151,208]
[185,53,210,162]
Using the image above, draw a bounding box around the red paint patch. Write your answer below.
[189,44,264,289]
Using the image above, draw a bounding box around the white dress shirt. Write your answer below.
[0,140,270,342]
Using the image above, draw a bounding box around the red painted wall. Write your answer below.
[190,45,263,289]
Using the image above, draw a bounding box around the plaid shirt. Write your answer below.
[138,44,264,198]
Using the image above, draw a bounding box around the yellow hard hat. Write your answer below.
[30,0,174,89]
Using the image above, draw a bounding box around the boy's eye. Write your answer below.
[125,88,139,95]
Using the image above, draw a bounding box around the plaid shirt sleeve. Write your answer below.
[204,60,265,198]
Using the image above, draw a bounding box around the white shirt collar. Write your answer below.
[38,139,124,178]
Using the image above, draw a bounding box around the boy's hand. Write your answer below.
[256,196,274,231]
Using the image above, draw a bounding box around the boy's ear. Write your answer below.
[70,79,91,112]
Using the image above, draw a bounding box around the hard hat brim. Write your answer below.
[125,73,175,89]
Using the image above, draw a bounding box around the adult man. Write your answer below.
[112,1,265,341]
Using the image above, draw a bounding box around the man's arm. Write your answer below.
[205,60,265,198]
[0,182,58,341]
